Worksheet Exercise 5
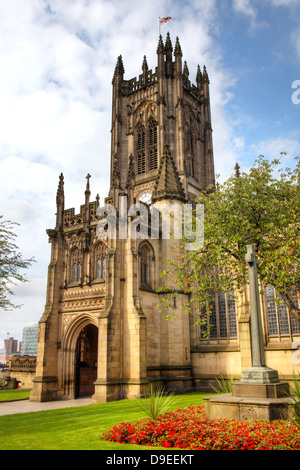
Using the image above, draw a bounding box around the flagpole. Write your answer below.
[159,16,171,38]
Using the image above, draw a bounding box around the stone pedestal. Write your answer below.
[203,369,294,422]
[232,381,289,399]
[203,392,293,422]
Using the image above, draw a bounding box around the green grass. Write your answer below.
[0,392,207,450]
[0,389,31,401]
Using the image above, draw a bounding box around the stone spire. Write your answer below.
[174,36,182,78]
[112,55,124,83]
[152,145,186,203]
[196,65,202,88]
[174,36,182,57]
[165,32,173,77]
[157,34,165,78]
[157,34,164,54]
[165,31,173,53]
[84,173,91,227]
[55,172,64,229]
[56,172,64,207]
[142,55,148,86]
[183,60,189,79]
[85,173,91,200]
[203,65,209,82]
[142,55,148,73]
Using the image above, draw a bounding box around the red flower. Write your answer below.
[100,405,300,450]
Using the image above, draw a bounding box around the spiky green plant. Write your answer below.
[134,384,176,422]
[287,373,300,429]
[210,376,233,394]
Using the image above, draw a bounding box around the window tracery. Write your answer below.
[94,243,106,280]
[137,123,146,175]
[139,242,154,288]
[149,118,158,171]
[135,105,158,175]
[70,248,81,283]
[200,291,238,341]
[264,285,300,338]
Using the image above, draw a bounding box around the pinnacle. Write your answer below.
[196,65,202,83]
[203,65,209,82]
[165,31,173,51]
[142,55,148,72]
[152,145,186,203]
[113,55,125,82]
[56,172,64,206]
[174,36,182,57]
[183,60,189,78]
[157,34,164,54]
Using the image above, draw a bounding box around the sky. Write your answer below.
[0,0,300,346]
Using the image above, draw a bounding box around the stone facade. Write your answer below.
[30,34,300,404]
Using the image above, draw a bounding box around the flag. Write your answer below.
[159,16,171,25]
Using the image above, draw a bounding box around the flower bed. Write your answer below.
[101,405,300,450]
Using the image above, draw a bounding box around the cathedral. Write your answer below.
[30,34,300,403]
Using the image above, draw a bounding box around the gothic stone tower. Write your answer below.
[30,34,215,403]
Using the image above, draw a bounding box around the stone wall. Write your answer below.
[9,356,36,389]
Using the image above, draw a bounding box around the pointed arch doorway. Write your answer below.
[74,324,98,398]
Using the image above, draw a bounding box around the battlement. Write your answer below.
[124,67,158,95]
[63,199,100,231]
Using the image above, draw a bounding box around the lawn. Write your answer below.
[0,392,206,450]
[0,389,31,401]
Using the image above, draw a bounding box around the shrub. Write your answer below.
[287,373,300,430]
[210,376,233,394]
[133,385,176,422]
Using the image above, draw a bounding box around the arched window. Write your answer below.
[190,130,195,178]
[149,118,158,171]
[265,285,300,338]
[71,248,81,283]
[140,242,154,288]
[137,123,146,175]
[141,248,149,285]
[95,243,106,280]
[136,117,158,174]
[200,291,238,341]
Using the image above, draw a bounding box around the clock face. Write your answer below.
[139,192,152,206]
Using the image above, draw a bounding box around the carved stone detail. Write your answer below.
[134,182,155,200]
[61,297,104,313]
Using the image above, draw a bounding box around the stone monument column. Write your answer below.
[238,245,280,384]
[204,244,293,421]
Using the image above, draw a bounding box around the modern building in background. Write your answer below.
[21,324,38,356]
[4,337,18,354]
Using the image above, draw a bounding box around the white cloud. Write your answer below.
[233,0,257,20]
[291,28,300,60]
[268,0,300,6]
[232,0,268,29]
[252,136,300,160]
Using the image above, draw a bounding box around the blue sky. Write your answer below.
[0,0,300,345]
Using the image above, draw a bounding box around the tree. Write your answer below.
[0,216,34,310]
[159,154,300,329]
